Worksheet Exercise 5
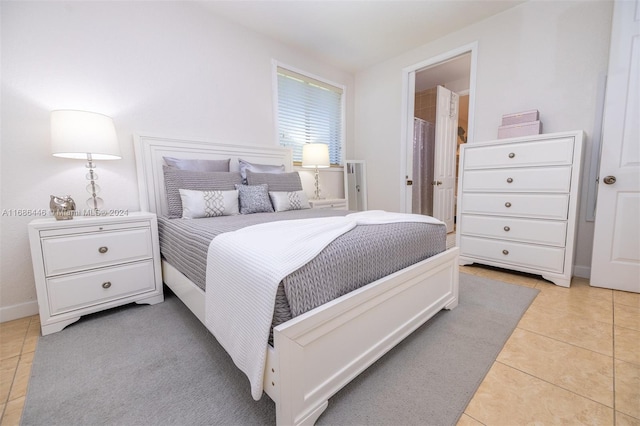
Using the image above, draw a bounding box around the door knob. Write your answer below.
[603,176,616,185]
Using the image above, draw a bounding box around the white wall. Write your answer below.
[0,1,354,320]
[354,0,613,276]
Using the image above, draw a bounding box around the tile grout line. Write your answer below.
[462,412,487,425]
[494,360,615,410]
[513,324,614,358]
[17,316,39,424]
[0,322,27,424]
[4,316,35,426]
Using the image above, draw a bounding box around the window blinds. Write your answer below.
[277,67,343,165]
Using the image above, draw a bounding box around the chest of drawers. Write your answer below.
[456,131,584,287]
[28,212,164,335]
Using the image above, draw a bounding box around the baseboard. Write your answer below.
[573,265,591,280]
[0,300,39,323]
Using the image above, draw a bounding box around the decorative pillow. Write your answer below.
[179,189,239,219]
[163,166,242,218]
[164,156,230,172]
[235,184,274,214]
[269,190,311,212]
[238,159,285,181]
[246,170,303,192]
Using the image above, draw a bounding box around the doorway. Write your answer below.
[400,43,477,234]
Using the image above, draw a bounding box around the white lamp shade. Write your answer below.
[301,143,330,168]
[51,110,121,160]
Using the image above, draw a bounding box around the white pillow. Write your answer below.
[178,189,239,219]
[269,190,310,212]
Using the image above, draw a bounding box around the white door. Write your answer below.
[590,0,640,292]
[433,86,459,232]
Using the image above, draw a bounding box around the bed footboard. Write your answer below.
[269,247,459,425]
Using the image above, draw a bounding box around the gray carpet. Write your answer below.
[22,273,538,426]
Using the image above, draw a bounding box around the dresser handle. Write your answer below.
[502,250,509,255]
[102,281,112,289]
[508,152,515,158]
[506,177,513,183]
[504,226,511,232]
[505,202,512,208]
[98,246,108,254]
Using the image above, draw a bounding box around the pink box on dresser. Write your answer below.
[501,109,539,126]
[498,120,542,139]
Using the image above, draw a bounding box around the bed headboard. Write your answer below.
[133,134,293,216]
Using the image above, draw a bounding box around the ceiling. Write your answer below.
[198,0,525,73]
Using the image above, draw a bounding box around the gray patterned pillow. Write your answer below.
[235,184,274,214]
[246,171,302,192]
[163,156,230,172]
[163,166,242,218]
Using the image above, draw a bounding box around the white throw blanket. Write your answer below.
[205,210,444,400]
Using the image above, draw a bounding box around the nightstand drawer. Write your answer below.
[309,199,347,210]
[462,166,572,193]
[47,260,156,315]
[42,227,153,276]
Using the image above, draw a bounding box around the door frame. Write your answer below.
[399,41,478,213]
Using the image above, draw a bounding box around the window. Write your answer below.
[276,66,344,165]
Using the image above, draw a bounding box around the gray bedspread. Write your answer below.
[158,210,446,333]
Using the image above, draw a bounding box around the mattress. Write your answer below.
[158,209,446,331]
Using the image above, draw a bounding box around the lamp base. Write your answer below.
[312,167,324,200]
[85,154,108,216]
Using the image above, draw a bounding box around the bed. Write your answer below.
[133,134,460,426]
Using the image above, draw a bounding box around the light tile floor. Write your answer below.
[0,266,638,425]
[459,265,640,426]
[0,315,39,426]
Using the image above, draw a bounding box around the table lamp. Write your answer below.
[302,143,330,199]
[50,110,121,214]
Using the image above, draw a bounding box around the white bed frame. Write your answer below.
[133,134,460,426]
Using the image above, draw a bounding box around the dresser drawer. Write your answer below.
[464,137,574,169]
[47,260,156,315]
[460,236,565,273]
[461,193,569,220]
[460,215,567,246]
[462,166,572,193]
[42,227,153,276]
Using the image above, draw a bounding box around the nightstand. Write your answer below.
[308,198,347,210]
[28,212,164,335]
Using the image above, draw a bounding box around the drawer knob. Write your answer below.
[505,202,512,208]
[504,226,511,232]
[102,281,112,289]
[502,250,509,255]
[507,177,513,183]
[508,152,515,158]
[98,246,108,254]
